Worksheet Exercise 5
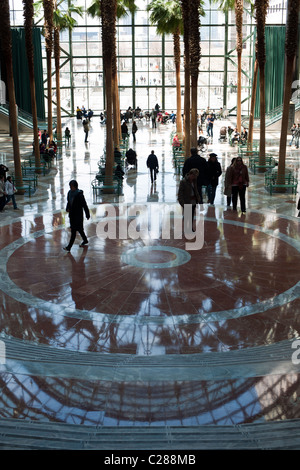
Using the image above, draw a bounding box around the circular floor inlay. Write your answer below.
[1,214,300,325]
[121,246,191,269]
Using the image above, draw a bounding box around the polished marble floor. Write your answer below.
[1,115,300,449]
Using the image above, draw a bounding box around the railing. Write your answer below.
[0,101,48,129]
[242,96,300,129]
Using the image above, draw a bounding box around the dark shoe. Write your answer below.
[80,241,88,247]
[63,246,70,252]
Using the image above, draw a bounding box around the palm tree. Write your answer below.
[87,0,137,148]
[211,0,254,133]
[147,0,183,136]
[235,0,243,133]
[101,0,116,186]
[189,0,201,148]
[23,0,41,171]
[53,1,84,145]
[43,0,54,141]
[180,0,191,154]
[0,1,23,189]
[255,0,269,169]
[247,57,258,150]
[277,0,300,185]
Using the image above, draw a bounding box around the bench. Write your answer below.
[92,176,122,201]
[239,149,259,158]
[265,171,297,195]
[15,184,33,197]
[22,164,48,177]
[173,154,185,174]
[249,155,276,174]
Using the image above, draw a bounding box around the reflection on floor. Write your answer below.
[1,116,300,449]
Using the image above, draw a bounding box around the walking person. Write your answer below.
[182,148,208,204]
[228,157,249,213]
[83,119,89,142]
[151,109,157,128]
[178,168,201,232]
[294,123,300,149]
[206,114,214,138]
[64,180,90,252]
[132,120,138,142]
[0,174,6,212]
[206,153,222,205]
[5,176,18,210]
[65,127,71,146]
[147,150,159,184]
[224,157,236,208]
[121,121,129,141]
[289,123,297,146]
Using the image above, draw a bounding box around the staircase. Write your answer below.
[0,417,300,449]
[241,96,300,129]
[0,101,48,133]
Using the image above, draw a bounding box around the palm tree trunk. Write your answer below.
[255,0,269,168]
[247,58,258,150]
[191,76,198,147]
[180,0,191,156]
[277,0,300,185]
[277,57,297,182]
[112,74,121,147]
[101,0,115,188]
[258,66,266,167]
[173,30,182,135]
[112,0,120,149]
[23,0,41,171]
[236,50,242,132]
[43,0,54,141]
[54,27,62,145]
[190,0,200,149]
[0,1,23,190]
[235,0,243,133]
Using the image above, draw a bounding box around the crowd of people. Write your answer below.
[177,147,249,229]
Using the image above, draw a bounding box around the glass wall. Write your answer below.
[9,0,275,118]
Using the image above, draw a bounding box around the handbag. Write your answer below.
[155,168,159,174]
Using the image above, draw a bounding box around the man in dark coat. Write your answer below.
[64,180,90,252]
[146,150,159,184]
[182,148,208,204]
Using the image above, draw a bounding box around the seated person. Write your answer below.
[114,164,125,181]
[76,107,82,120]
[42,148,52,162]
[39,143,46,154]
[197,135,207,146]
[126,148,137,168]
[241,127,248,143]
[49,140,57,153]
[227,126,233,137]
[231,127,240,143]
[172,134,181,149]
[114,147,123,164]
